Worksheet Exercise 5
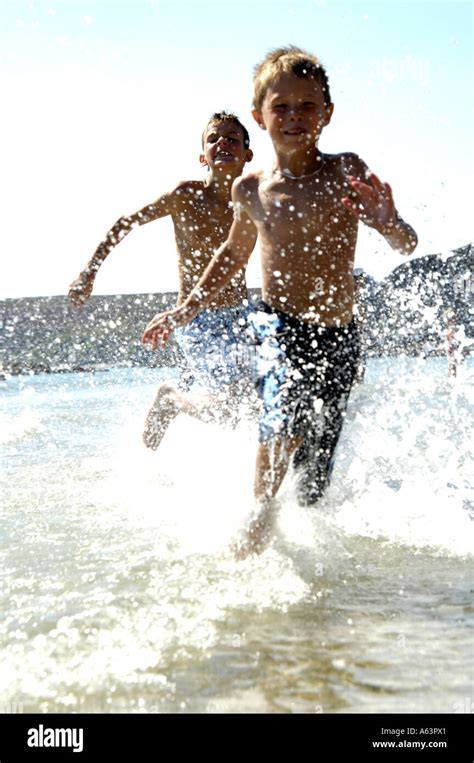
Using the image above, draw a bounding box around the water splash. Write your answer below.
[0,360,472,712]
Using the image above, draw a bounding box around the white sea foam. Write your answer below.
[0,409,44,444]
[1,360,472,713]
[90,357,473,560]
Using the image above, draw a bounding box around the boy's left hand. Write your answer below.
[341,172,397,234]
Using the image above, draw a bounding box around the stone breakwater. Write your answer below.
[1,244,472,376]
[1,292,181,375]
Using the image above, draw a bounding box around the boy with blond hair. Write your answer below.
[69,112,254,447]
[142,46,418,555]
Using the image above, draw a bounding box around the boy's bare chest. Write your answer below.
[173,198,235,271]
[176,197,234,240]
[256,182,346,235]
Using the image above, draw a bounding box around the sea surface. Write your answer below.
[0,357,473,714]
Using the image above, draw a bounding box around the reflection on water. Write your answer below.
[0,358,472,713]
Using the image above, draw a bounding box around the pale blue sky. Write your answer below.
[1,0,472,297]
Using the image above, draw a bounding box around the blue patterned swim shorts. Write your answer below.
[175,303,251,391]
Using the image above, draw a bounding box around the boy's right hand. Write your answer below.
[68,272,94,306]
[141,306,191,351]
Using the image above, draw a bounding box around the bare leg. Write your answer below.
[143,382,216,450]
[143,373,256,451]
[254,437,302,503]
[232,498,277,560]
[233,436,302,559]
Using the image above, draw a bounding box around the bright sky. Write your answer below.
[1,0,472,298]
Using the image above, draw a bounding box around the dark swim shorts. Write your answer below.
[249,301,360,441]
[249,301,360,504]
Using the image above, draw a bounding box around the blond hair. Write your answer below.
[253,45,332,112]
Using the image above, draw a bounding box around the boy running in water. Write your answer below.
[142,47,418,555]
[69,112,254,448]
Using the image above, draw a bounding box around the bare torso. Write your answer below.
[239,153,362,326]
[172,181,247,309]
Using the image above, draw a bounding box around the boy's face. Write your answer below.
[252,72,333,154]
[200,121,253,173]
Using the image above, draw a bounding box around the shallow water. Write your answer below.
[0,358,472,713]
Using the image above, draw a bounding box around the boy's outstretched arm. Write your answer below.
[68,192,178,306]
[341,162,418,254]
[141,180,258,351]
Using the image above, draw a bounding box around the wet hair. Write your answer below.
[202,111,251,149]
[253,45,332,112]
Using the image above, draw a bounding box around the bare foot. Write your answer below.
[230,503,276,560]
[143,383,179,450]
